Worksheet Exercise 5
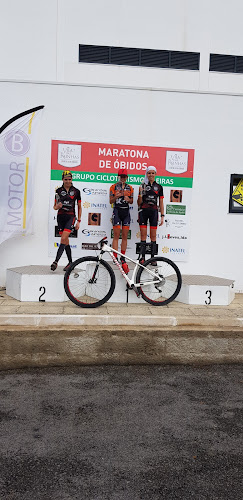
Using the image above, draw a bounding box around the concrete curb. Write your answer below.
[0,326,243,369]
[0,314,243,328]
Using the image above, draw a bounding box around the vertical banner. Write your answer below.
[0,106,44,245]
[49,140,194,261]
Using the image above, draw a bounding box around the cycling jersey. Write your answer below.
[110,182,133,209]
[55,185,81,215]
[140,181,164,210]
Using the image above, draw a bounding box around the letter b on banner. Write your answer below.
[4,131,30,156]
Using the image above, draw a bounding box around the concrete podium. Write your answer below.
[6,265,235,305]
[175,274,235,306]
[5,264,141,303]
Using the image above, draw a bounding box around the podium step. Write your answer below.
[6,264,142,303]
[6,265,69,302]
[6,266,235,306]
[175,274,235,305]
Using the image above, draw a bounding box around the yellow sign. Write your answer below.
[232,179,243,206]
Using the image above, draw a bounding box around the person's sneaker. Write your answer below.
[51,261,58,271]
[121,261,129,274]
[63,263,72,272]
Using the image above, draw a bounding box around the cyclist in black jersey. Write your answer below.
[137,166,164,263]
[51,170,81,271]
[109,169,133,273]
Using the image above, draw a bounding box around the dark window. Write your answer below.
[111,47,139,66]
[79,44,200,71]
[236,56,243,73]
[210,54,235,72]
[210,53,243,74]
[140,49,169,68]
[79,45,109,64]
[170,51,199,70]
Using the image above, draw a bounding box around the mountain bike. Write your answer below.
[64,237,182,308]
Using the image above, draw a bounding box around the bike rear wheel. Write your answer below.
[136,257,182,306]
[64,256,116,308]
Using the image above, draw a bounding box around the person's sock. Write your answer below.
[65,244,72,263]
[151,241,157,258]
[55,243,65,263]
[141,240,146,259]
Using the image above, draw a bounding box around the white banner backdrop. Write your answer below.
[48,140,195,262]
[0,106,44,245]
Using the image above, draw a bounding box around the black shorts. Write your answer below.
[112,207,130,227]
[57,214,75,234]
[138,208,158,228]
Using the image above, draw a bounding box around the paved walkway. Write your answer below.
[1,289,243,328]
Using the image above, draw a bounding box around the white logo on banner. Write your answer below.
[166,151,188,174]
[58,144,82,168]
[0,106,44,245]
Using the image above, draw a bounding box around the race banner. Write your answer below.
[0,106,44,245]
[48,140,195,261]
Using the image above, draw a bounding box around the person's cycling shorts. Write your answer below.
[138,208,158,228]
[57,214,75,234]
[112,207,130,227]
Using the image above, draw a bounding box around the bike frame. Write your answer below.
[99,242,162,291]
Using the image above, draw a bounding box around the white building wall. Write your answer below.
[1,0,243,289]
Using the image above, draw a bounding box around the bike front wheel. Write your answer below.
[136,257,182,306]
[64,256,116,308]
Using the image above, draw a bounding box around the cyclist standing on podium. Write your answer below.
[109,169,133,274]
[51,170,81,272]
[137,166,164,264]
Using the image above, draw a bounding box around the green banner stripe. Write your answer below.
[51,170,193,188]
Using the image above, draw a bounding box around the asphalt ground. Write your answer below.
[0,364,242,499]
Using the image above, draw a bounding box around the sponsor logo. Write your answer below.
[88,213,101,226]
[83,187,107,196]
[82,229,106,237]
[4,130,30,156]
[58,143,82,168]
[166,205,186,215]
[90,203,107,208]
[169,248,186,254]
[54,242,77,249]
[83,201,107,209]
[82,242,99,250]
[111,229,131,240]
[162,246,185,254]
[170,190,183,203]
[161,235,187,240]
[166,151,188,174]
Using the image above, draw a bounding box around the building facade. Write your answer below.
[1,0,243,289]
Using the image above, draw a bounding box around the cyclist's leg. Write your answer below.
[149,210,158,263]
[138,209,148,262]
[112,208,121,258]
[51,215,73,270]
[120,210,130,256]
[65,216,75,267]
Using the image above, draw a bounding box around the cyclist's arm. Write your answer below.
[159,196,164,225]
[137,185,143,206]
[77,201,82,221]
